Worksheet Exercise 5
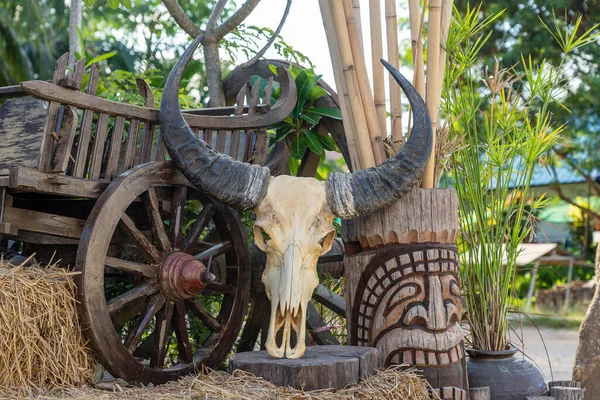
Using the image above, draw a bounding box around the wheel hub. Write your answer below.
[158,251,215,301]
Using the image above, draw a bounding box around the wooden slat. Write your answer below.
[203,130,213,146]
[3,206,85,239]
[123,119,140,172]
[71,58,86,86]
[244,82,261,161]
[105,116,125,179]
[21,76,296,130]
[89,113,110,180]
[38,53,68,172]
[9,166,107,198]
[139,122,154,163]
[73,63,100,177]
[216,130,226,153]
[50,106,78,173]
[230,86,247,160]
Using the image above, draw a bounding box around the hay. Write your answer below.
[0,259,95,391]
[0,366,431,400]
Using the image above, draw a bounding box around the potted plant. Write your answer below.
[441,10,599,399]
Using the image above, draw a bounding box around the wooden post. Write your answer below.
[343,189,467,398]
[526,261,540,312]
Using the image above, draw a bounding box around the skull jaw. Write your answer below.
[264,302,307,359]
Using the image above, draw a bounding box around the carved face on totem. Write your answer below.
[160,35,432,359]
[354,248,464,366]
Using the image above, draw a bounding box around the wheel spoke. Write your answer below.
[206,282,235,294]
[124,294,166,352]
[169,186,187,249]
[173,302,193,363]
[194,241,232,262]
[186,298,222,332]
[144,188,172,252]
[151,301,175,368]
[119,214,162,262]
[107,282,159,314]
[182,203,216,254]
[105,256,157,279]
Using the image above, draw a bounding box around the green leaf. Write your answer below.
[300,113,321,126]
[289,157,299,175]
[86,51,117,67]
[302,130,323,154]
[120,0,132,9]
[315,133,337,151]
[309,107,343,120]
[268,64,278,75]
[294,70,312,118]
[83,0,95,6]
[107,0,119,9]
[308,85,327,101]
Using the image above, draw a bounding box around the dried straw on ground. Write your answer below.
[0,259,95,391]
[1,366,431,400]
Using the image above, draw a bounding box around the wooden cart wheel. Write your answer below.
[75,162,250,384]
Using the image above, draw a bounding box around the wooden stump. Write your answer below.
[229,345,379,390]
[550,386,585,400]
[343,189,468,398]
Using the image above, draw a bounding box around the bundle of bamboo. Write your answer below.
[319,0,454,189]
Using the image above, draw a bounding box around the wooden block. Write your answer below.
[0,222,18,236]
[229,345,379,390]
[470,387,491,400]
[550,386,584,400]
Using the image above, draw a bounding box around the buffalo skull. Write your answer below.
[159,36,432,359]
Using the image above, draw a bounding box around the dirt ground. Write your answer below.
[510,325,580,382]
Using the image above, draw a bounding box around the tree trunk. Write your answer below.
[572,243,600,395]
[68,0,83,69]
[203,39,226,107]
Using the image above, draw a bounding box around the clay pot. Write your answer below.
[466,347,548,399]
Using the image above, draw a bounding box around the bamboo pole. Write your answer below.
[422,0,442,189]
[331,0,376,168]
[342,0,384,165]
[385,0,403,152]
[408,0,426,98]
[438,0,454,95]
[352,0,364,50]
[318,0,363,171]
[370,0,387,140]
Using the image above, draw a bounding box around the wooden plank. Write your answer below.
[50,105,78,173]
[9,166,108,198]
[0,97,46,172]
[89,113,110,180]
[105,116,125,179]
[73,63,100,177]
[313,285,346,317]
[139,122,154,163]
[122,119,140,172]
[3,206,85,239]
[230,85,247,160]
[38,53,68,171]
[21,77,296,130]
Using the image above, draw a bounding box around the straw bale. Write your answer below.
[0,365,432,400]
[0,259,95,392]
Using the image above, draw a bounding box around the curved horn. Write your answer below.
[326,60,433,219]
[159,36,270,210]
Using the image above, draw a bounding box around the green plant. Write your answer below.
[250,65,343,176]
[442,7,598,352]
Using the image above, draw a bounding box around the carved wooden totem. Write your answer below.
[343,189,468,400]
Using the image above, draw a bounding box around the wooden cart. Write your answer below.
[0,53,296,384]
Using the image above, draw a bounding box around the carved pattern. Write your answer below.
[351,244,463,368]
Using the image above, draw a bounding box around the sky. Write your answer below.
[241,0,411,93]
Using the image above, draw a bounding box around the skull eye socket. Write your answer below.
[318,231,336,255]
[253,225,270,251]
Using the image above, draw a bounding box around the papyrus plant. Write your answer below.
[440,7,599,351]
